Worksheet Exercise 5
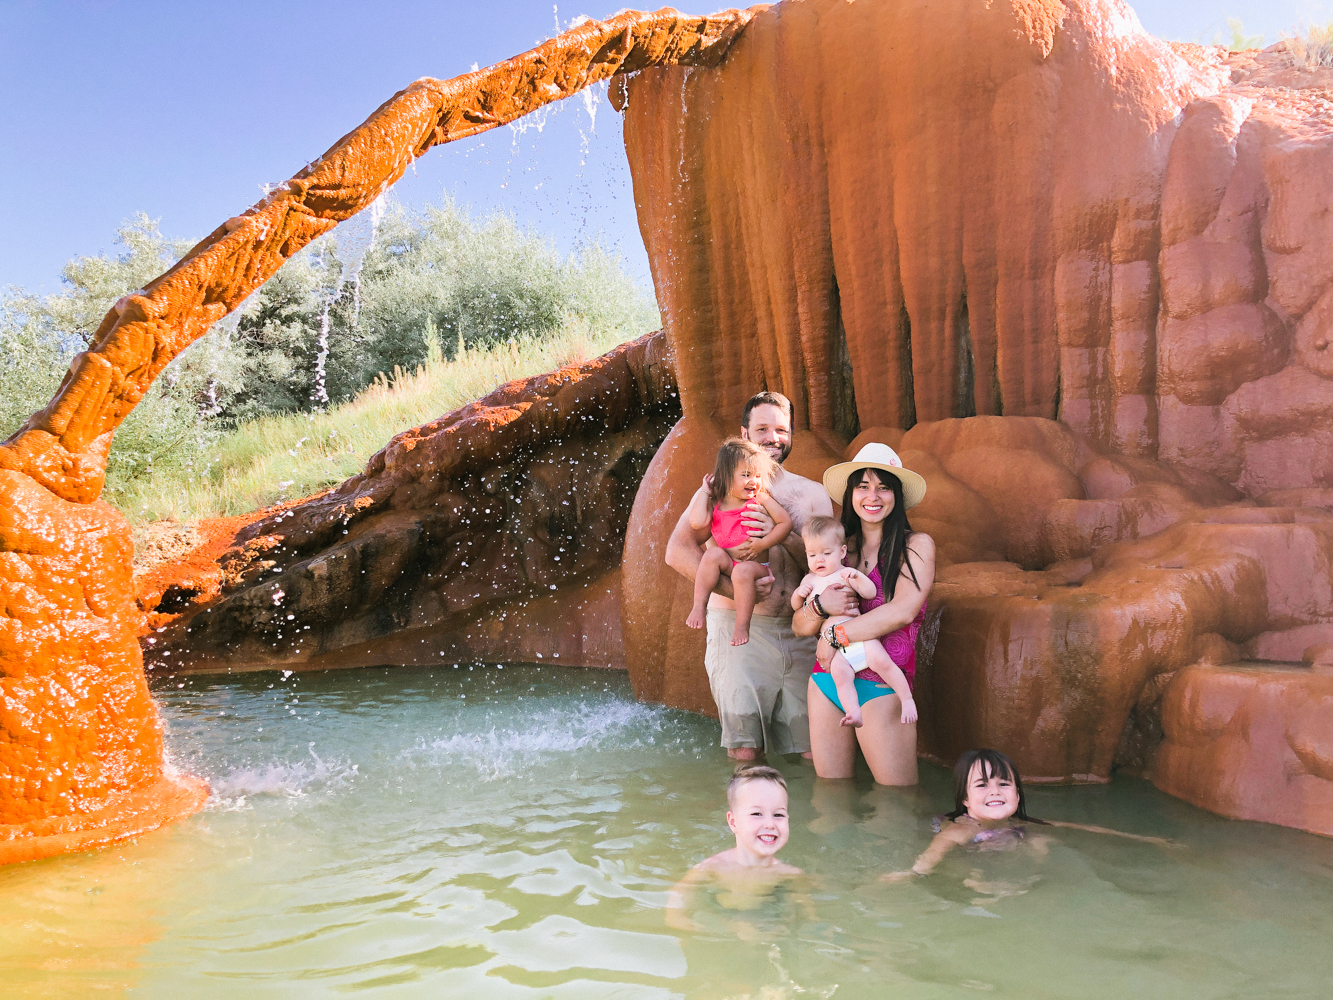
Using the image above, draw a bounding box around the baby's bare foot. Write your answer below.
[685,607,705,630]
[840,711,863,728]
[731,628,751,646]
[900,699,918,725]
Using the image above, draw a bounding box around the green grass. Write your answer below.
[114,319,633,525]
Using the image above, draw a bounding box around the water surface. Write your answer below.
[2,664,1331,998]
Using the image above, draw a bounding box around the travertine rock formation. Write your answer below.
[618,0,1333,833]
[1,8,752,864]
[7,0,1333,861]
[146,332,678,673]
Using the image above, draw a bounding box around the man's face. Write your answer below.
[742,403,792,465]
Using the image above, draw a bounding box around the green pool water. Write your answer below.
[2,663,1332,998]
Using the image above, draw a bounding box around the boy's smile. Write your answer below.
[727,780,790,863]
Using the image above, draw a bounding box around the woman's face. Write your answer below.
[851,469,896,524]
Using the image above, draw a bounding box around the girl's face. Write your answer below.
[851,469,896,524]
[729,462,764,502]
[963,761,1020,822]
[805,534,847,576]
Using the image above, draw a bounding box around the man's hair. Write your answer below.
[802,515,845,545]
[708,438,776,507]
[726,764,788,807]
[741,391,793,431]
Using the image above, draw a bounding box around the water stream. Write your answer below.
[2,664,1331,997]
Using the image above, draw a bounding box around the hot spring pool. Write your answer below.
[2,663,1332,998]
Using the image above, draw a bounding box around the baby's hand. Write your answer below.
[700,474,714,492]
[881,870,918,884]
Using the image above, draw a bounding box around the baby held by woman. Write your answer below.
[684,439,793,646]
[792,516,917,728]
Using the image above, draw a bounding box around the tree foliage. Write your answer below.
[0,200,659,514]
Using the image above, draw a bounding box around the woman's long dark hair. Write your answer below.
[840,467,920,600]
[946,749,1045,823]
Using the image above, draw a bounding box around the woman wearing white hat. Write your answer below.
[792,443,936,785]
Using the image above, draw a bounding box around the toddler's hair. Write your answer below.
[708,438,776,507]
[802,515,845,545]
[726,764,787,807]
[945,748,1044,823]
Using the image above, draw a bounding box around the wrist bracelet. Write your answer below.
[811,593,828,618]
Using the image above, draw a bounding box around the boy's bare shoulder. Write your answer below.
[695,850,803,878]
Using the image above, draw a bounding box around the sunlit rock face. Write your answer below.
[618,0,1333,833]
[0,8,753,864]
[147,332,679,674]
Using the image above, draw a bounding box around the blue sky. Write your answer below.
[2,0,1328,297]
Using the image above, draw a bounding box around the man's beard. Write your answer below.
[764,439,793,465]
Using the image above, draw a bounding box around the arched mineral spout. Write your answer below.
[0,7,759,865]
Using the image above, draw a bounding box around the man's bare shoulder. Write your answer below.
[771,469,832,517]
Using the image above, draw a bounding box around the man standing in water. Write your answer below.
[666,392,833,760]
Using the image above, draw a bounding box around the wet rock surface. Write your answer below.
[145,333,678,673]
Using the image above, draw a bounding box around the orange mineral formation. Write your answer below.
[618,0,1333,832]
[0,9,755,864]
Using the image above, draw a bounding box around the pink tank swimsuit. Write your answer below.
[811,566,926,690]
[711,505,753,550]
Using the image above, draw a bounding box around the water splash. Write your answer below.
[401,699,671,781]
[207,750,358,811]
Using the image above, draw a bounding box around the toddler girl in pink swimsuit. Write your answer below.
[684,438,793,645]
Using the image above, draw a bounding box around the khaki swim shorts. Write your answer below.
[704,609,817,755]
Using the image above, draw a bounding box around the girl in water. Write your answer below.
[684,438,793,646]
[883,749,1178,881]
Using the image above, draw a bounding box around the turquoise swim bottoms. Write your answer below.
[811,671,895,714]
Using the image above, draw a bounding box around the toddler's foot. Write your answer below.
[840,709,863,728]
[685,605,705,630]
[900,699,918,725]
[731,626,751,646]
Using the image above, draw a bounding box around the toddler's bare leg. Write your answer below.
[862,638,917,724]
[729,560,764,645]
[687,547,732,630]
[829,651,863,728]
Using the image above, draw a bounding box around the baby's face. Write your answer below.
[964,762,1020,822]
[804,535,846,577]
[727,780,790,858]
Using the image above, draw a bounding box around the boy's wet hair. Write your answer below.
[802,515,845,545]
[946,748,1044,823]
[708,438,776,507]
[726,764,788,808]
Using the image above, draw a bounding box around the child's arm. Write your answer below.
[685,476,714,532]
[665,865,710,932]
[733,493,792,560]
[882,824,972,882]
[791,574,817,611]
[839,567,878,600]
[1040,819,1181,847]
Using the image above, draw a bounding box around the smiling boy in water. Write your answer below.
[665,765,803,931]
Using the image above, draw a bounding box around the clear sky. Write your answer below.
[2,0,1328,297]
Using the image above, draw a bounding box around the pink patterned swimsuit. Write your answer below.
[811,566,925,691]
[711,504,754,554]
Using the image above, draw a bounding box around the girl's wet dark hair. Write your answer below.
[946,749,1044,822]
[840,467,920,599]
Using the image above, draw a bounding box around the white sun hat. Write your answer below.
[822,442,927,509]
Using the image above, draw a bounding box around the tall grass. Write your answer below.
[1286,22,1333,68]
[115,318,631,524]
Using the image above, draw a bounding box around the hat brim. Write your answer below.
[822,461,927,510]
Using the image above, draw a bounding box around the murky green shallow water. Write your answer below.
[3,664,1332,998]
